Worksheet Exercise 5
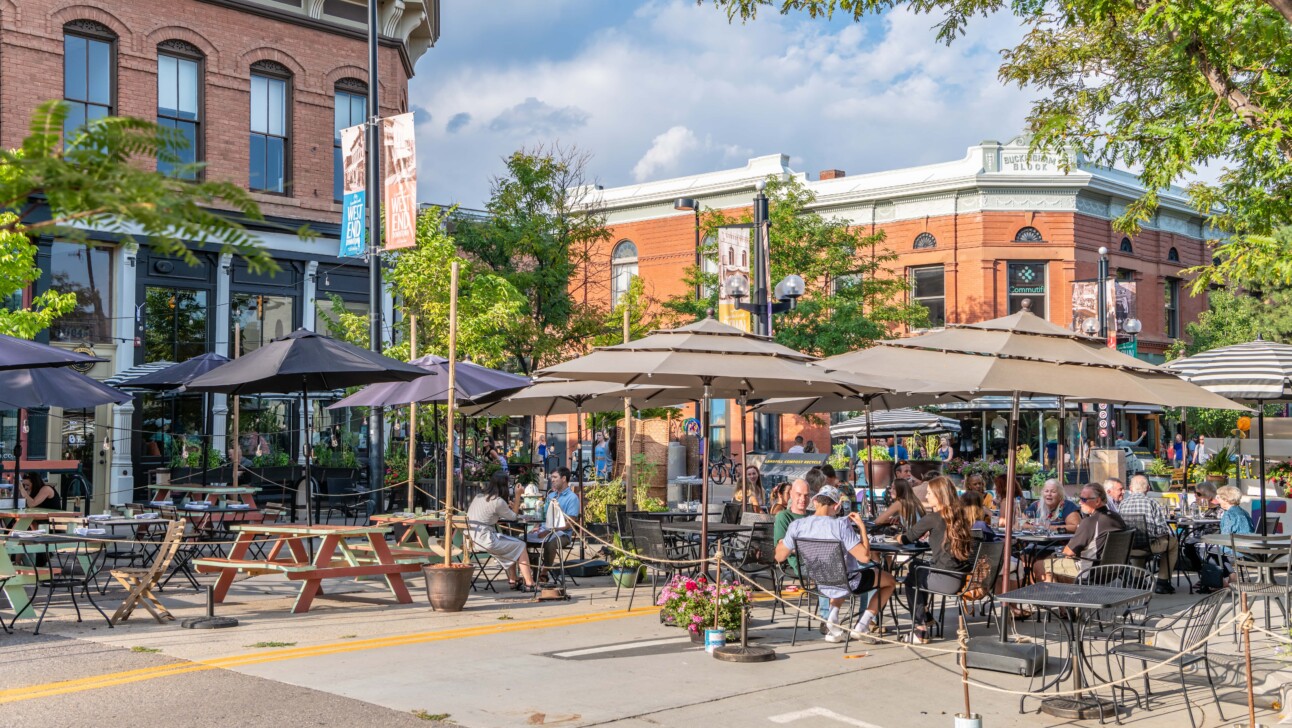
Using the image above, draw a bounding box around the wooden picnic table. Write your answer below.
[0,531,124,618]
[149,484,260,507]
[193,523,422,613]
[368,513,463,565]
[0,508,80,535]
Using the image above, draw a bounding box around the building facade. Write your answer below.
[2,0,438,506]
[574,137,1212,456]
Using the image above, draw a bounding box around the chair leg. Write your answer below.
[791,592,804,647]
[81,586,113,628]
[34,588,56,636]
[1179,663,1198,728]
[1204,657,1226,722]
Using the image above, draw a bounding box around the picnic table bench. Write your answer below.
[193,523,422,613]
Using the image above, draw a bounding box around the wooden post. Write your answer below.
[443,264,459,563]
[1243,592,1256,727]
[407,315,417,512]
[231,322,241,490]
[623,302,634,511]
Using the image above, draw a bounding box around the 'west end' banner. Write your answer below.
[382,113,417,251]
[339,123,366,257]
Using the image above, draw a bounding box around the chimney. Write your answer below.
[819,169,846,181]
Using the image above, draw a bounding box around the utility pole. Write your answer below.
[366,0,385,507]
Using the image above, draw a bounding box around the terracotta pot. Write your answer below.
[424,564,473,612]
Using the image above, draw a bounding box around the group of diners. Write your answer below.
[463,467,581,593]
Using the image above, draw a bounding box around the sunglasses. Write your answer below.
[1078,496,1100,502]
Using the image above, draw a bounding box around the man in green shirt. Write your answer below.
[774,477,813,573]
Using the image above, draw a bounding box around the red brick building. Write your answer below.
[1,1,438,506]
[549,138,1212,467]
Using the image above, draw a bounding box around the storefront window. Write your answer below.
[910,265,945,328]
[315,296,368,339]
[48,242,112,343]
[1007,262,1047,319]
[144,286,208,363]
[232,293,294,354]
[232,398,294,466]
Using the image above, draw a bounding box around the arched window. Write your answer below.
[63,20,118,142]
[1119,237,1133,253]
[611,240,638,303]
[1014,226,1044,243]
[913,232,937,249]
[1167,247,1180,262]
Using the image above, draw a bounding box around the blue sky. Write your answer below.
[409,1,1035,208]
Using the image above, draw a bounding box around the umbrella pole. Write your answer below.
[203,393,212,488]
[232,323,241,491]
[623,303,633,511]
[408,315,418,512]
[739,393,750,513]
[576,402,585,560]
[1001,391,1021,593]
[444,262,459,565]
[701,381,712,580]
[1180,409,1190,493]
[1259,403,1268,534]
[865,401,877,516]
[304,380,314,528]
[1056,397,1066,493]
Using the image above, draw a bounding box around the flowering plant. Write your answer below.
[656,574,752,633]
[942,457,968,475]
[963,458,1006,478]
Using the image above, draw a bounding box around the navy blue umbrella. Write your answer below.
[0,367,131,409]
[0,333,103,371]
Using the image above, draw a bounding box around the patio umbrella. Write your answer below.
[186,329,431,525]
[328,355,528,408]
[0,366,132,494]
[538,316,904,568]
[1166,337,1292,532]
[105,361,176,387]
[117,353,232,488]
[815,305,1246,590]
[830,408,961,438]
[0,333,104,371]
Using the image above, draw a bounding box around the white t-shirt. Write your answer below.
[787,445,805,454]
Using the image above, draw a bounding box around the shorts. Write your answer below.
[850,566,879,593]
[1045,556,1084,579]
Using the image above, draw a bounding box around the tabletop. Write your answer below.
[180,506,260,515]
[370,513,447,526]
[85,517,170,527]
[661,522,751,535]
[996,581,1147,610]
[1172,517,1220,526]
[0,508,79,519]
[1,533,128,546]
[868,539,930,553]
[1201,533,1292,547]
[1013,532,1074,543]
[230,523,389,537]
[628,511,700,520]
[149,485,260,494]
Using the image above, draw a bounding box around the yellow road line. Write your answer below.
[1,606,661,705]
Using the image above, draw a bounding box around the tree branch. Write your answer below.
[1265,0,1292,25]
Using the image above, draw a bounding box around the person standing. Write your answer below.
[536,436,548,474]
[787,436,805,454]
[594,432,609,480]
[936,436,954,462]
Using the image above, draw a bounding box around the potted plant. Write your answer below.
[1202,447,1236,484]
[608,534,644,588]
[857,445,893,488]
[657,573,752,640]
[1145,458,1174,491]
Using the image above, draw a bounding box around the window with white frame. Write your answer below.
[611,240,638,303]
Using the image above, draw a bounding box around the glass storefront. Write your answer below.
[46,242,112,344]
[232,293,294,353]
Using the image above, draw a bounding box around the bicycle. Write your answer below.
[708,449,734,485]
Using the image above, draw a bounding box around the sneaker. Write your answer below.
[903,630,930,645]
[1154,580,1176,595]
[819,620,830,635]
[824,628,848,643]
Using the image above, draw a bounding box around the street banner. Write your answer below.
[382,112,417,250]
[716,224,752,332]
[339,123,366,257]
[1071,281,1137,343]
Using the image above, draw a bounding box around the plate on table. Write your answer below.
[135,512,159,520]
[87,514,113,521]
[228,504,251,509]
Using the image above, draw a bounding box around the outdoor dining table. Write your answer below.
[995,581,1149,720]
[148,484,261,507]
[193,523,422,613]
[661,521,751,557]
[0,508,80,534]
[368,513,465,564]
[0,532,126,618]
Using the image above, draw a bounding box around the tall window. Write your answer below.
[333,82,367,200]
[910,265,945,328]
[144,286,209,363]
[1007,261,1047,318]
[1165,278,1180,339]
[232,293,295,354]
[47,242,112,343]
[63,22,116,141]
[157,43,203,179]
[250,62,290,193]
[611,240,638,303]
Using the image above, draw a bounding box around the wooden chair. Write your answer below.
[110,519,186,624]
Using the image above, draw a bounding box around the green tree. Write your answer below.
[590,276,660,349]
[661,176,926,356]
[318,207,527,368]
[707,0,1292,290]
[0,101,280,338]
[453,144,611,374]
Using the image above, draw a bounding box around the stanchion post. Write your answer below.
[1243,593,1256,728]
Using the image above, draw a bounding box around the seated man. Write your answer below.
[775,486,896,643]
[1120,474,1179,594]
[527,467,580,571]
[1036,483,1126,583]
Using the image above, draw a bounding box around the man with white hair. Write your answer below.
[1120,474,1179,594]
[1104,477,1126,513]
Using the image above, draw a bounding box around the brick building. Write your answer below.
[541,137,1212,470]
[2,1,438,506]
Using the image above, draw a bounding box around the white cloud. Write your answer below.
[411,0,1035,207]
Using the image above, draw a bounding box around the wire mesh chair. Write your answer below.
[1103,590,1229,728]
[1097,529,1135,568]
[724,522,783,621]
[1228,534,1292,632]
[792,538,866,653]
[626,518,693,614]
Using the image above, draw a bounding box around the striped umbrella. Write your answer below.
[831,408,961,439]
[1166,338,1292,531]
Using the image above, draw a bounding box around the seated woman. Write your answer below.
[1014,481,1080,533]
[767,482,790,515]
[963,473,994,511]
[874,479,925,532]
[960,491,997,541]
[898,476,975,643]
[19,472,62,510]
[1197,484,1255,593]
[465,472,536,592]
[733,465,765,513]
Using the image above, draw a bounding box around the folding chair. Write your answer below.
[110,519,186,624]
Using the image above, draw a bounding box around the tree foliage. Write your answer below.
[662,176,927,356]
[0,101,283,338]
[453,145,611,374]
[319,207,527,368]
[706,0,1292,290]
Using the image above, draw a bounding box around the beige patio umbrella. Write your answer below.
[813,305,1246,591]
[538,316,904,568]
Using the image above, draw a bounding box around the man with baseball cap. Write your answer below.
[776,485,896,643]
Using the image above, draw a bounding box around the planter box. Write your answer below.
[1147,475,1172,492]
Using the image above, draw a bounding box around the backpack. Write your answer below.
[1198,559,1225,589]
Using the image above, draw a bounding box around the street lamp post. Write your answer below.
[673,198,702,301]
[365,0,385,510]
[1096,246,1111,347]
